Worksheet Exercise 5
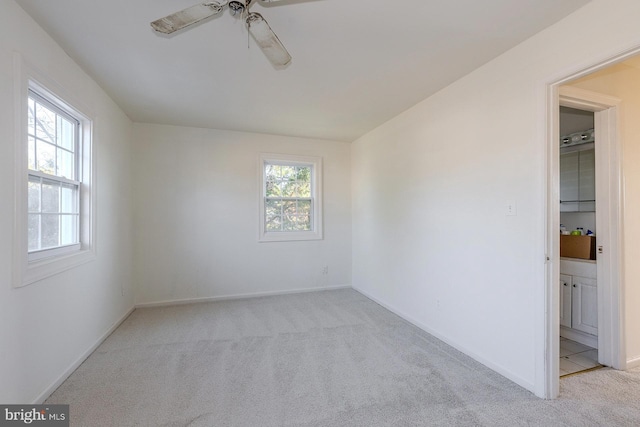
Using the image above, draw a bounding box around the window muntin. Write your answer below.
[27,90,81,258]
[259,154,323,242]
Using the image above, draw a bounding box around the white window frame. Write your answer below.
[27,90,82,260]
[258,153,323,242]
[13,54,96,288]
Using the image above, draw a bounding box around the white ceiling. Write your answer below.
[16,0,589,142]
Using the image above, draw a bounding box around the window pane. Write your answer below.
[265,199,282,216]
[284,219,296,231]
[42,180,60,213]
[278,180,291,196]
[35,102,56,143]
[57,148,75,179]
[41,214,60,249]
[28,136,36,170]
[57,116,75,151]
[282,181,297,197]
[265,164,280,181]
[298,200,311,215]
[28,177,41,212]
[36,141,56,175]
[281,166,296,180]
[296,166,311,182]
[60,183,78,214]
[266,215,282,231]
[283,201,296,215]
[60,215,78,246]
[28,97,35,136]
[298,182,311,197]
[28,214,39,251]
[266,181,281,197]
[297,215,311,231]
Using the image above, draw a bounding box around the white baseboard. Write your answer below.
[33,306,135,404]
[626,356,640,369]
[352,286,536,394]
[135,285,353,308]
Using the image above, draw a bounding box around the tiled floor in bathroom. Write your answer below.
[560,337,601,376]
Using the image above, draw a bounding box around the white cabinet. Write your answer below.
[560,148,595,212]
[559,274,572,328]
[559,271,598,344]
[572,276,598,335]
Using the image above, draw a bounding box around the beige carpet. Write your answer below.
[46,289,640,426]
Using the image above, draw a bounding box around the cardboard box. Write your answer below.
[560,235,596,260]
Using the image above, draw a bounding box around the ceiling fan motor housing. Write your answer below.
[229,0,251,14]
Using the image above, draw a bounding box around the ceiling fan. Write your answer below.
[151,0,304,67]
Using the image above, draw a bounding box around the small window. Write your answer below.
[27,90,81,260]
[259,154,322,242]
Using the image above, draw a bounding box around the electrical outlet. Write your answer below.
[506,202,517,216]
[321,266,328,275]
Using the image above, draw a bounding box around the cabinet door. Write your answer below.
[578,149,595,212]
[559,274,572,328]
[560,152,579,212]
[572,275,598,335]
[560,148,595,212]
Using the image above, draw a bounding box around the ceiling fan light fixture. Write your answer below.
[246,13,292,66]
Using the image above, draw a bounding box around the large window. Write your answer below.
[27,90,81,259]
[259,154,322,242]
[13,61,95,288]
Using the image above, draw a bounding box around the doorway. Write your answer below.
[546,62,630,398]
[558,106,599,376]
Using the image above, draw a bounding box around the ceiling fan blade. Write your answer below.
[246,13,292,66]
[151,2,226,34]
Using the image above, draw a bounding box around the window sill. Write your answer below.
[16,248,95,288]
[259,230,323,243]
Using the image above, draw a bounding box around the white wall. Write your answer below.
[566,63,640,365]
[560,212,596,235]
[351,0,640,396]
[132,124,351,305]
[560,107,594,135]
[0,1,134,403]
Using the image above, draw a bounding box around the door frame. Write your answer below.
[560,86,625,366]
[545,72,628,398]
